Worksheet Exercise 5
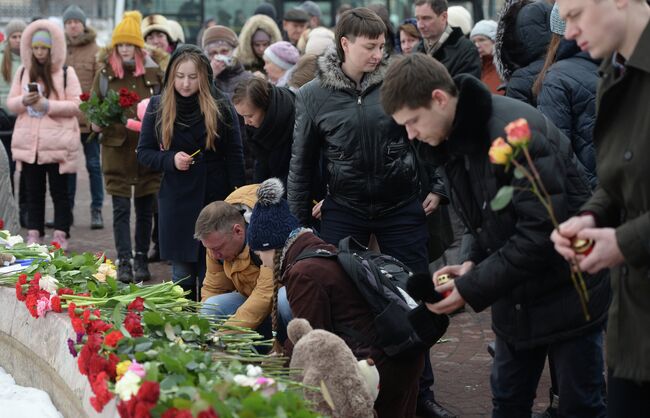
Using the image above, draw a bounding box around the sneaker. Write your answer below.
[26,230,40,245]
[51,230,68,251]
[133,252,151,282]
[118,259,133,283]
[90,209,104,230]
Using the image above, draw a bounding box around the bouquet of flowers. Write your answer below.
[79,88,140,129]
[488,118,591,320]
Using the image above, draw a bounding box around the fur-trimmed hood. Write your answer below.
[66,26,97,48]
[96,44,168,70]
[316,46,388,92]
[235,14,283,67]
[20,19,66,72]
[494,0,552,81]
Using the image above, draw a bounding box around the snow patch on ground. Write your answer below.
[0,366,63,418]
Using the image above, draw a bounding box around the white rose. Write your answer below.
[39,275,59,293]
[114,371,141,401]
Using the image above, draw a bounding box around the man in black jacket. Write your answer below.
[414,0,481,79]
[288,11,454,418]
[381,53,609,418]
[288,8,442,275]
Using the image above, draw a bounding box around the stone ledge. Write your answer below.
[0,287,118,418]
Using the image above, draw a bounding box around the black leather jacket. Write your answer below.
[287,49,421,225]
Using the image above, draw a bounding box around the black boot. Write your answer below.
[133,252,151,282]
[91,208,104,230]
[118,258,133,283]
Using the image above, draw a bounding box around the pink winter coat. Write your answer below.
[7,19,81,174]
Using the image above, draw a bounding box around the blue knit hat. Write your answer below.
[550,3,566,36]
[247,178,300,251]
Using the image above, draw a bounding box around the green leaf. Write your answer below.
[490,186,515,211]
[70,255,86,267]
[135,340,153,352]
[106,275,118,291]
[112,302,124,326]
[160,373,186,390]
[143,311,165,327]
[513,167,525,179]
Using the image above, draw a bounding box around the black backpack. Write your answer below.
[295,236,448,357]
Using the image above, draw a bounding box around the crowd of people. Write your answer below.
[0,0,647,416]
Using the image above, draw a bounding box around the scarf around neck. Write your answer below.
[174,91,203,127]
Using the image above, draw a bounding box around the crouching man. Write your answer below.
[195,185,292,341]
[380,54,610,417]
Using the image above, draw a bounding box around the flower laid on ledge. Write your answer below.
[488,118,591,320]
[1,232,320,418]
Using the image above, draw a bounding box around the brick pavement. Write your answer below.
[26,166,551,417]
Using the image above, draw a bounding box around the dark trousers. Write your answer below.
[375,351,425,418]
[319,197,429,274]
[491,330,606,418]
[112,194,154,260]
[22,162,71,235]
[608,370,650,418]
[68,133,104,210]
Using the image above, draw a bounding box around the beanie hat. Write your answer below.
[254,3,278,20]
[4,19,27,38]
[31,30,52,48]
[299,1,322,18]
[253,29,272,43]
[447,6,473,36]
[63,5,87,26]
[470,19,498,41]
[264,41,299,70]
[247,178,300,251]
[168,19,185,43]
[112,11,145,48]
[305,27,335,55]
[141,14,172,39]
[550,3,566,36]
[202,25,238,49]
[284,8,310,23]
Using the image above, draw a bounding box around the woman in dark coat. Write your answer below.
[534,4,599,190]
[494,0,552,106]
[137,44,245,300]
[232,77,294,185]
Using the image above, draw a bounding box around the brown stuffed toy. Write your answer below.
[287,318,378,418]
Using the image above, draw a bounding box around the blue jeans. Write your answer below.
[68,133,103,210]
[200,287,292,342]
[491,330,606,418]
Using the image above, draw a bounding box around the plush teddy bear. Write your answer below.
[287,318,379,418]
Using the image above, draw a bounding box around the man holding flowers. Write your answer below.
[380,53,609,417]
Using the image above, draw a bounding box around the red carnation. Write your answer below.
[162,408,194,418]
[50,241,61,250]
[123,312,144,337]
[104,330,124,348]
[15,282,26,301]
[80,92,91,102]
[68,302,78,319]
[58,287,74,296]
[119,87,129,96]
[72,317,85,334]
[89,371,114,412]
[198,408,219,418]
[128,297,145,312]
[107,353,120,380]
[87,319,112,335]
[25,294,38,318]
[51,295,62,313]
[117,381,160,418]
[0,218,4,229]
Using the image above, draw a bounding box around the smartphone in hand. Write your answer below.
[27,82,39,93]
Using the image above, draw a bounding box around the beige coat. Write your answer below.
[66,27,99,133]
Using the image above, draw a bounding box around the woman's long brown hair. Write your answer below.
[29,53,57,98]
[270,248,284,354]
[156,52,220,151]
[532,34,562,99]
[2,42,14,83]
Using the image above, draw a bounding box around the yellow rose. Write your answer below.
[489,137,513,165]
[116,360,132,381]
[504,118,531,146]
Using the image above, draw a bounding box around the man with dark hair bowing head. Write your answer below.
[381,53,609,417]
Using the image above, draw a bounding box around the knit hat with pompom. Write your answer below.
[247,178,300,251]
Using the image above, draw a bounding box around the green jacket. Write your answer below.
[91,47,164,198]
[0,47,21,112]
[582,21,650,382]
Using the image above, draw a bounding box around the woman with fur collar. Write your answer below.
[90,11,164,284]
[235,14,282,74]
[7,19,82,249]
